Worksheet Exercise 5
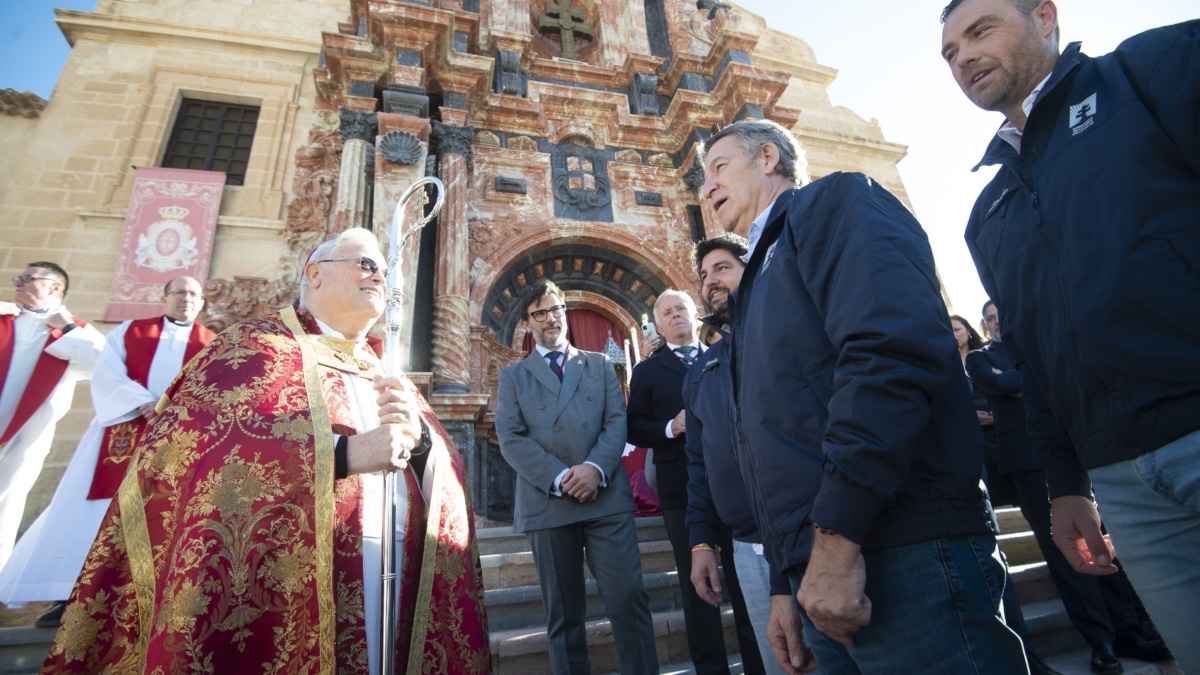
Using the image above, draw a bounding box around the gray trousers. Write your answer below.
[528,512,658,675]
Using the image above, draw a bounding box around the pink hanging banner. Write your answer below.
[104,167,225,322]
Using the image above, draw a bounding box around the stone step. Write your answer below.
[482,539,676,590]
[1044,647,1184,675]
[485,569,686,633]
[476,515,668,556]
[999,529,1044,568]
[1011,561,1060,607]
[0,627,56,675]
[489,606,742,675]
[1022,597,1089,658]
[996,506,1029,534]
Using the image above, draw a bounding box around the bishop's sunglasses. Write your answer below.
[314,257,386,278]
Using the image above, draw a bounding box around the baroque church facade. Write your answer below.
[0,0,910,522]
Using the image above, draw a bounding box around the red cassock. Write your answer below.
[42,307,491,674]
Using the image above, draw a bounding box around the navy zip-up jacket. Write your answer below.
[729,173,994,576]
[964,22,1200,500]
[683,332,758,545]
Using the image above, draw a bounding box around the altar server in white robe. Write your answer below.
[0,276,213,626]
[0,262,105,575]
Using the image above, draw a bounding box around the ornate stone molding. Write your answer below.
[431,121,475,161]
[339,108,378,144]
[200,276,297,332]
[379,129,423,165]
[683,157,705,192]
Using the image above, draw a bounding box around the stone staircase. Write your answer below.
[0,508,1179,674]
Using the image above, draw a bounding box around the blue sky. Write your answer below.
[1,0,96,98]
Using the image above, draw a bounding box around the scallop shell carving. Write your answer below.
[379,130,423,165]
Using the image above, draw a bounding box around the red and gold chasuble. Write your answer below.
[87,316,216,500]
[42,307,490,674]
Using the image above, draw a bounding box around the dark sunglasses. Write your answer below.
[315,257,386,278]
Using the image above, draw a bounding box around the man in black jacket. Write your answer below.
[967,301,1169,673]
[942,1,1200,669]
[698,118,1023,673]
[627,289,760,675]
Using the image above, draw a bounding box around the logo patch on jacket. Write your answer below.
[761,241,779,271]
[1068,93,1097,135]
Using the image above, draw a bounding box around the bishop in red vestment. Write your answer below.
[42,231,490,674]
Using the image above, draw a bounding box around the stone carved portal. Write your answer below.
[482,244,668,349]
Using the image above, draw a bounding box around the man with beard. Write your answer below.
[42,229,490,674]
[0,276,215,628]
[941,1,1200,669]
[699,118,1022,673]
[496,280,658,675]
[0,263,105,572]
[685,234,811,675]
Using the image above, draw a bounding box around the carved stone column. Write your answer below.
[429,121,475,395]
[335,109,377,232]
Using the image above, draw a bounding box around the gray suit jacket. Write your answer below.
[496,347,634,533]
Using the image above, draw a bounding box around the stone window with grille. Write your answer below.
[162,99,259,186]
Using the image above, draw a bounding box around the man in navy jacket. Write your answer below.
[684,234,805,675]
[942,1,1200,668]
[698,118,1022,673]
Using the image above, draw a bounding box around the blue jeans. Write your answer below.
[1089,428,1200,673]
[787,535,1027,675]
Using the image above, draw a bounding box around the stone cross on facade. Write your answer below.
[538,0,593,61]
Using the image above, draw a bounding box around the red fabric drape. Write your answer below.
[521,308,626,354]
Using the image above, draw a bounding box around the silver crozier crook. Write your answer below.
[380,176,445,675]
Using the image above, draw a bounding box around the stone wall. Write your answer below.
[0,1,348,529]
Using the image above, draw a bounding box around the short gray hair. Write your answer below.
[299,228,382,305]
[653,288,697,319]
[700,119,810,187]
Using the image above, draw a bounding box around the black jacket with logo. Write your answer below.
[964,22,1200,499]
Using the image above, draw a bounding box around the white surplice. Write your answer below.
[0,308,104,572]
[0,318,188,604]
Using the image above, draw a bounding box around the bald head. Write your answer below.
[163,276,205,323]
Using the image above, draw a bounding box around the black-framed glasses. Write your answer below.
[528,304,566,323]
[315,257,386,278]
[12,274,59,285]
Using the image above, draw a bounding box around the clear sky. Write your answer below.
[0,0,96,98]
[1,1,1196,323]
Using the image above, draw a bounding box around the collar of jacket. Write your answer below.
[699,314,731,338]
[973,41,1085,172]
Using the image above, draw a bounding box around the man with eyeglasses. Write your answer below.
[0,262,104,573]
[43,230,490,674]
[0,276,216,628]
[496,280,658,674]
